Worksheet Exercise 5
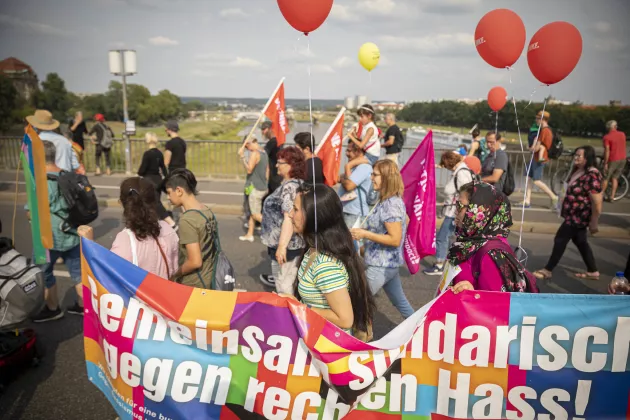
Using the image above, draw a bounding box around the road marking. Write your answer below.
[5,181,242,197]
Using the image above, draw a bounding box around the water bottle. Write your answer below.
[610,272,629,295]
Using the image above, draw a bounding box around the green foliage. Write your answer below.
[397,100,630,138]
[0,76,18,131]
[182,100,205,113]
[33,73,71,120]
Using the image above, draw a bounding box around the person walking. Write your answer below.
[137,132,175,228]
[424,151,474,276]
[89,113,114,176]
[533,146,603,281]
[523,111,559,209]
[338,141,372,228]
[164,120,187,172]
[239,137,268,242]
[480,132,508,193]
[601,120,627,201]
[259,146,306,293]
[294,132,325,184]
[111,177,179,279]
[350,159,415,319]
[382,113,404,167]
[261,121,281,194]
[26,110,79,173]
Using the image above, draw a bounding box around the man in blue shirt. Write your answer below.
[338,141,373,228]
[26,110,79,173]
[27,141,83,322]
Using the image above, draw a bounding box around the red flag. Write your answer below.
[263,82,289,147]
[400,130,437,274]
[315,108,345,187]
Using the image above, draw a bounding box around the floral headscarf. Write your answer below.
[447,182,533,293]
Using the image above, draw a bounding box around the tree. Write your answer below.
[183,100,205,113]
[0,76,18,131]
[149,89,182,121]
[34,73,71,119]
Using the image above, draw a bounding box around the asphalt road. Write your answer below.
[0,205,628,420]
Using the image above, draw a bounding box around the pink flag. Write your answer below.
[400,130,436,274]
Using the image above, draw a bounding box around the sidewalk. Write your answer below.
[1,172,629,238]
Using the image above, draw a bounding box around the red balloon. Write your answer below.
[488,86,508,112]
[475,9,526,68]
[277,0,334,35]
[527,22,583,85]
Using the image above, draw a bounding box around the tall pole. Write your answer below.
[121,50,131,174]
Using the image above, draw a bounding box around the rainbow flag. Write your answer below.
[22,125,52,264]
[82,238,630,419]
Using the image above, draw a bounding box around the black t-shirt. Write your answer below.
[264,137,281,191]
[384,125,404,154]
[305,157,325,185]
[71,121,87,149]
[165,137,187,170]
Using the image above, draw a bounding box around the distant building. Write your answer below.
[374,102,405,111]
[356,95,370,106]
[610,100,622,107]
[344,96,356,110]
[0,57,38,102]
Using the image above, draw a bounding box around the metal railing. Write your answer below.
[0,136,566,192]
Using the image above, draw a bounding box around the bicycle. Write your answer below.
[599,157,629,201]
[550,149,575,196]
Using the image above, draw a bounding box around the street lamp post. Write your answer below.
[108,50,137,174]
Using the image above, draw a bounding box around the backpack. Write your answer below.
[546,128,564,160]
[0,238,45,327]
[47,171,99,229]
[99,123,114,149]
[453,167,478,192]
[502,159,515,196]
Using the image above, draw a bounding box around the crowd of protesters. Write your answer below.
[20,105,629,333]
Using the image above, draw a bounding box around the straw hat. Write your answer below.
[26,110,60,130]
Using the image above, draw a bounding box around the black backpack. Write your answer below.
[503,160,515,196]
[47,171,98,229]
[546,127,564,160]
[454,167,479,191]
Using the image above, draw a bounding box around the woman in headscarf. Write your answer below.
[447,182,538,294]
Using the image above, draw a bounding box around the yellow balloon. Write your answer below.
[358,42,380,72]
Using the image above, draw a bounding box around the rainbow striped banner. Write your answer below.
[22,125,52,264]
[82,238,630,419]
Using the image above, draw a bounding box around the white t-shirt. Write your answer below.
[358,122,381,158]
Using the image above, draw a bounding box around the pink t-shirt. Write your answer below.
[111,221,180,279]
[453,237,508,292]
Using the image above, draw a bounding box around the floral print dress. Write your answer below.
[561,168,603,228]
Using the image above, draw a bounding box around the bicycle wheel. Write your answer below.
[610,174,629,201]
[551,169,569,196]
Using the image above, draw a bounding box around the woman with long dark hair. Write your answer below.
[533,146,603,281]
[287,183,375,338]
[111,177,179,279]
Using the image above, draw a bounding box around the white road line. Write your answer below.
[5,181,242,196]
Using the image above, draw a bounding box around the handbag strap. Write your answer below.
[155,238,170,279]
[125,229,139,266]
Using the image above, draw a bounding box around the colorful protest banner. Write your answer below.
[400,130,436,274]
[315,107,345,187]
[263,80,288,147]
[22,125,52,264]
[82,238,630,419]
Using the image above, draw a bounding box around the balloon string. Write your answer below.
[494,111,498,136]
[518,88,550,251]
[369,71,372,102]
[525,83,548,108]
[307,36,317,251]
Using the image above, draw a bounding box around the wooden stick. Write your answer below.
[239,77,285,154]
[314,107,346,155]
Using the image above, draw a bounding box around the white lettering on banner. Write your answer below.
[404,236,420,265]
[475,37,486,47]
[274,98,287,134]
[331,132,342,160]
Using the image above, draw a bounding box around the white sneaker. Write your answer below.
[239,235,254,243]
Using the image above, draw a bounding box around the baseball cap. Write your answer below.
[165,120,179,132]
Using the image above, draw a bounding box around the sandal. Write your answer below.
[574,272,600,281]
[533,270,552,280]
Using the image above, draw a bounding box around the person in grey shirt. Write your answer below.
[481,132,508,193]
[238,137,268,242]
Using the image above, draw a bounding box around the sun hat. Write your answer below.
[25,110,60,131]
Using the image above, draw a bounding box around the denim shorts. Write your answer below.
[40,245,82,288]
[366,154,379,166]
[526,160,545,181]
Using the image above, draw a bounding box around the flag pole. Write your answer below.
[239,77,285,153]
[314,107,346,155]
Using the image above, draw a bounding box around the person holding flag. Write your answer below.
[261,121,281,194]
[294,132,325,185]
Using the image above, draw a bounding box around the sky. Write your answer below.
[1,0,629,104]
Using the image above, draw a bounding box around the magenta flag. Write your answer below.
[400,130,436,274]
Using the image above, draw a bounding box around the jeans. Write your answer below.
[366,266,414,319]
[545,223,597,272]
[95,145,111,169]
[435,216,456,262]
[40,246,82,288]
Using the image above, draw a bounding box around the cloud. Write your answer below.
[333,56,353,68]
[593,21,612,33]
[356,0,397,15]
[219,8,248,18]
[380,33,473,56]
[195,53,266,69]
[593,37,626,53]
[191,69,215,78]
[0,14,72,37]
[421,0,480,14]
[330,4,360,21]
[311,64,336,74]
[148,36,179,46]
